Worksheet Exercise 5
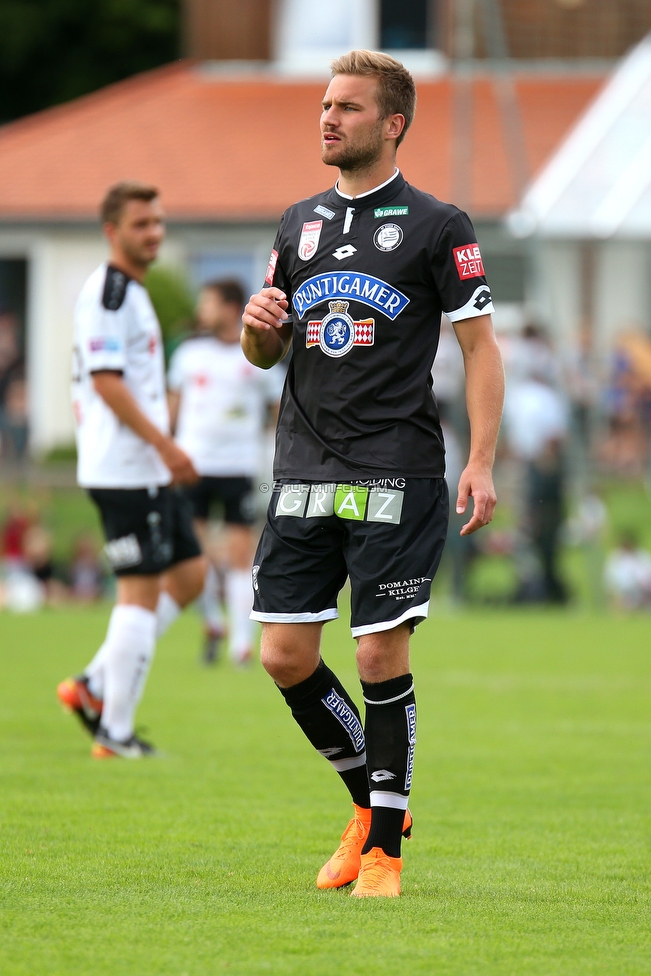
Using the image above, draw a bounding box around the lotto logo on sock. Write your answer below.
[322,689,365,753]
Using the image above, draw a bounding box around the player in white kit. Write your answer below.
[57,181,206,758]
[168,280,283,664]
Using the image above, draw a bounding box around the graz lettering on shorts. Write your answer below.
[104,534,142,570]
[322,689,365,753]
[292,272,410,321]
[405,703,417,791]
[275,483,404,524]
[376,577,431,600]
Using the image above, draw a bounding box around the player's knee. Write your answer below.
[259,630,320,687]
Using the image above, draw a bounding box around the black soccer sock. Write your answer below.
[278,660,370,809]
[361,673,416,858]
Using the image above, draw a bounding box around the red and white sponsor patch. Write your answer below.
[265,249,278,286]
[306,318,375,347]
[298,220,323,262]
[453,244,485,279]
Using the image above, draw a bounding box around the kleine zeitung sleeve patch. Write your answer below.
[453,244,485,280]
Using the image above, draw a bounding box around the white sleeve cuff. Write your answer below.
[445,285,494,323]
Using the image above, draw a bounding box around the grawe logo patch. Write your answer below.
[453,244,485,279]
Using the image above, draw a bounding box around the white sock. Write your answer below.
[198,562,225,634]
[101,604,157,742]
[85,641,108,699]
[226,569,254,662]
[155,590,181,639]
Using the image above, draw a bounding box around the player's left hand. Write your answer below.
[456,462,497,536]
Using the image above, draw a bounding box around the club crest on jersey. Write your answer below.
[306,300,374,358]
[298,220,323,262]
[293,272,409,321]
[373,222,403,251]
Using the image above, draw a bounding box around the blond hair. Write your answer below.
[330,50,416,146]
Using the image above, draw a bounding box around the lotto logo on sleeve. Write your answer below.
[264,249,278,285]
[298,220,323,262]
[453,244,485,279]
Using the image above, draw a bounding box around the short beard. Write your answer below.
[322,121,385,174]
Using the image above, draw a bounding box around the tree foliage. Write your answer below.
[0,0,180,124]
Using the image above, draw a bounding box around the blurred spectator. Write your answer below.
[1,502,32,572]
[69,532,104,602]
[503,342,570,604]
[23,524,67,604]
[440,405,478,603]
[506,323,560,388]
[0,311,25,457]
[3,370,28,458]
[564,324,600,482]
[604,531,651,611]
[599,345,649,478]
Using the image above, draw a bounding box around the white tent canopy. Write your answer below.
[508,34,651,239]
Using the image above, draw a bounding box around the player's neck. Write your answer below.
[108,250,148,284]
[337,159,398,199]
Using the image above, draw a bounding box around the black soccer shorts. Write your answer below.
[183,476,256,525]
[88,485,202,577]
[250,479,449,636]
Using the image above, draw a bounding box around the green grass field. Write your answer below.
[1,605,650,975]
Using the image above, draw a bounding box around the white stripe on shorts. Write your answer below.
[351,601,429,638]
[250,608,338,624]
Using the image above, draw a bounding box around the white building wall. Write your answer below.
[593,241,651,360]
[27,230,107,454]
[529,241,583,354]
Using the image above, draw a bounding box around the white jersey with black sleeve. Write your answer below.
[167,335,284,477]
[72,264,171,489]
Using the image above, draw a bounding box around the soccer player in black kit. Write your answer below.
[242,50,504,897]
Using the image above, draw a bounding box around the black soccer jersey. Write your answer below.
[265,171,493,480]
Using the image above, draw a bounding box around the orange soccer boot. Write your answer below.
[316,804,412,890]
[57,676,103,737]
[350,847,402,898]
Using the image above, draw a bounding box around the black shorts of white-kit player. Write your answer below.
[184,476,256,525]
[251,479,448,636]
[89,485,201,577]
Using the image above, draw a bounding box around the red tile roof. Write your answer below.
[0,61,604,222]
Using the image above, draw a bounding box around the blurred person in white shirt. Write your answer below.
[503,356,570,603]
[605,532,651,611]
[168,280,283,665]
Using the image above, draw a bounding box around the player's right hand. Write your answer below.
[243,288,288,332]
[158,438,199,485]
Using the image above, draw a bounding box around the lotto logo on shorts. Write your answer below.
[322,689,365,753]
[453,244,485,279]
[405,703,417,791]
[275,483,404,524]
[104,534,142,569]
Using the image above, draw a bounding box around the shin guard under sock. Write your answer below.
[361,673,416,858]
[278,660,370,808]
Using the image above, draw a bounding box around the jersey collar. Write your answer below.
[329,169,405,210]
